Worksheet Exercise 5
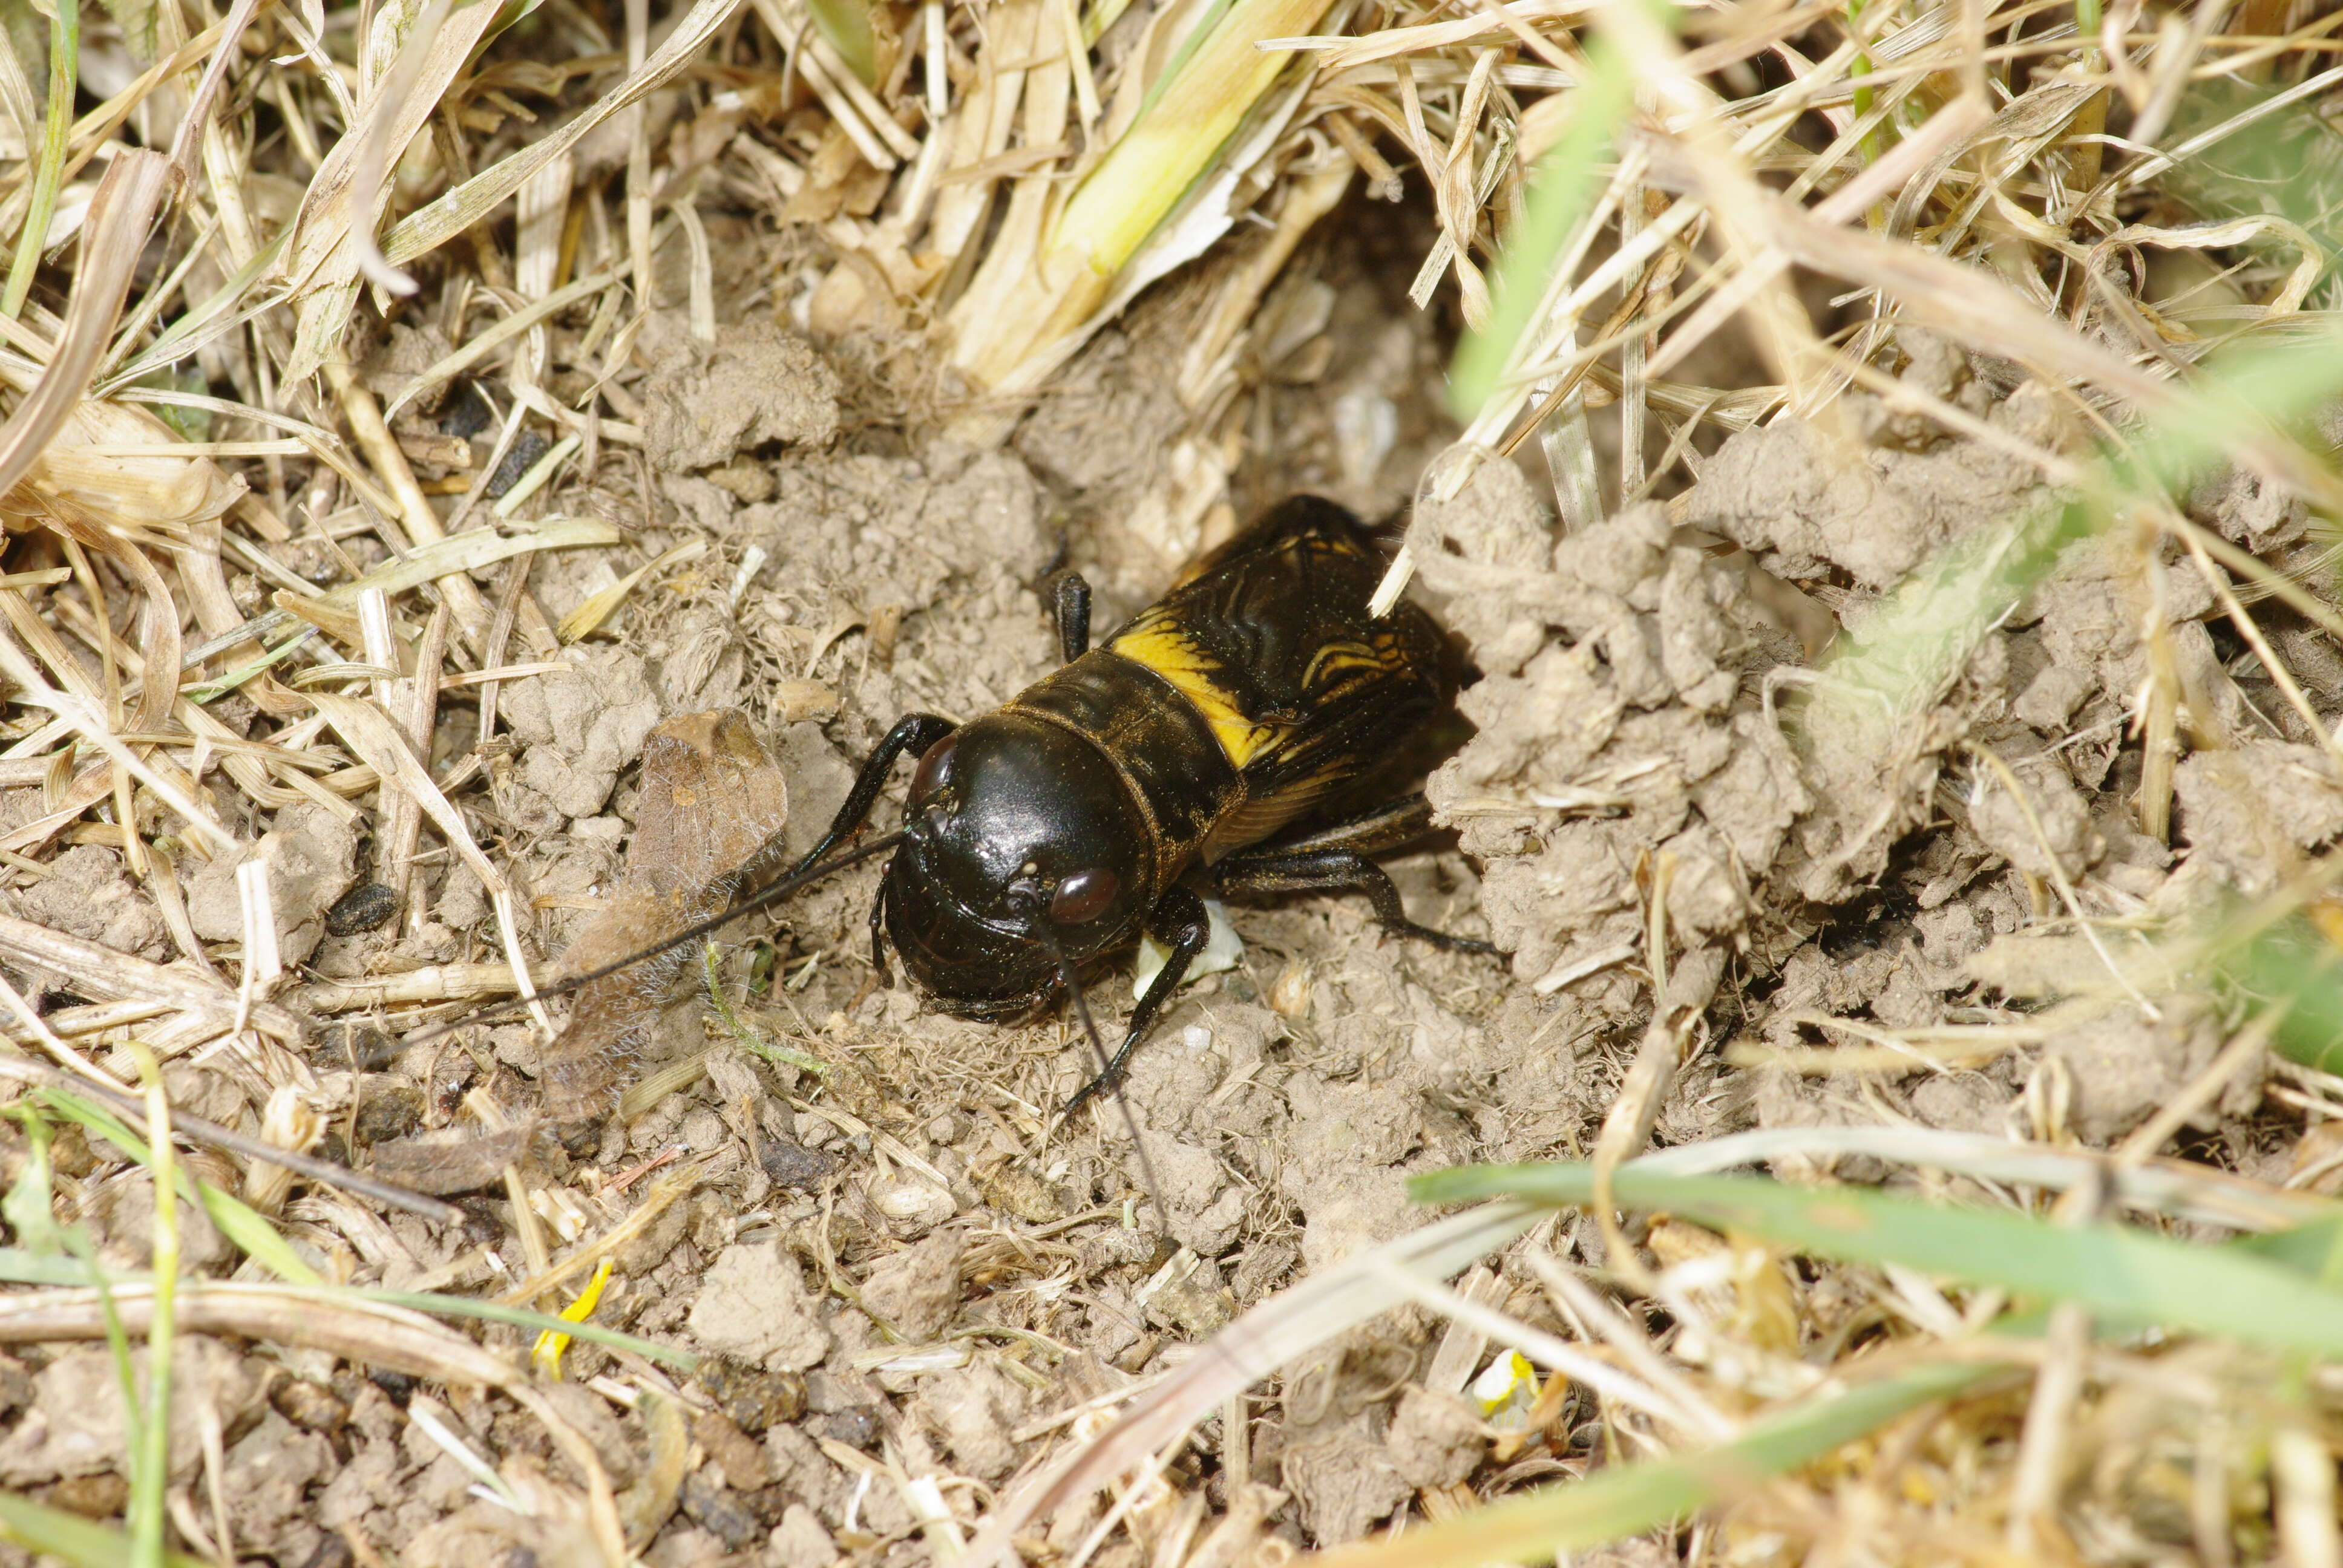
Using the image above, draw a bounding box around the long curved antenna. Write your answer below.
[1033,918,1171,1241]
[397,831,905,1053]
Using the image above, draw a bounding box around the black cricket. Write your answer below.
[783,494,1495,1106]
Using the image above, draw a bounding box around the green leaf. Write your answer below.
[1414,1163,2343,1357]
[2230,1215,2343,1287]
[2223,916,2343,1075]
[805,0,877,85]
[1,1104,64,1256]
[1807,498,2091,747]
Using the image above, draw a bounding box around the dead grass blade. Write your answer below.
[378,0,746,272]
[0,151,173,500]
[0,913,303,1042]
[0,1280,520,1387]
[272,0,513,380]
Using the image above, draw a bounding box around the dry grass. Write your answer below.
[3,0,2343,1562]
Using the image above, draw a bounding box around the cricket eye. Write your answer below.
[909,733,958,805]
[1049,867,1119,924]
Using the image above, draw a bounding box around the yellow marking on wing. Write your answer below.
[1302,638,1394,688]
[1110,621,1274,767]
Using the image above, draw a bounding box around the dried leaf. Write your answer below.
[539,709,789,1122]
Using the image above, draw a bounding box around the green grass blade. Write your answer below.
[1448,24,1638,422]
[0,1489,208,1568]
[1812,326,2343,738]
[182,1181,321,1286]
[2233,1215,2343,1287]
[96,226,292,396]
[1315,1353,2011,1568]
[0,1245,94,1284]
[1,0,77,320]
[1414,1163,2343,1357]
[806,0,877,84]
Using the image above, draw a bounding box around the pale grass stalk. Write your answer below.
[293,960,551,1010]
[2275,1420,2343,1568]
[323,362,494,639]
[494,1168,703,1307]
[2005,1298,2091,1552]
[1372,151,1672,612]
[0,967,130,1089]
[231,857,283,1038]
[626,0,654,308]
[1173,154,1355,409]
[303,692,551,1031]
[2120,63,2343,192]
[948,0,1337,400]
[808,30,924,161]
[0,17,38,146]
[2133,517,2181,844]
[1644,94,1989,378]
[924,1,949,120]
[387,603,451,930]
[677,197,717,344]
[275,0,506,372]
[791,36,903,171]
[383,269,623,420]
[2114,1007,2284,1165]
[9,687,233,854]
[378,0,745,270]
[162,0,273,185]
[1060,0,1103,134]
[196,1397,235,1566]
[1600,1,1837,405]
[0,24,221,247]
[1618,173,1647,497]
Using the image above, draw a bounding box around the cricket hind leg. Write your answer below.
[788,712,957,877]
[1063,885,1211,1116]
[1215,794,1497,955]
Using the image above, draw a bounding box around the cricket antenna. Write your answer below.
[1031,916,1172,1242]
[396,831,906,1054]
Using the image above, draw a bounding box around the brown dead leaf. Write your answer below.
[540,709,790,1122]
